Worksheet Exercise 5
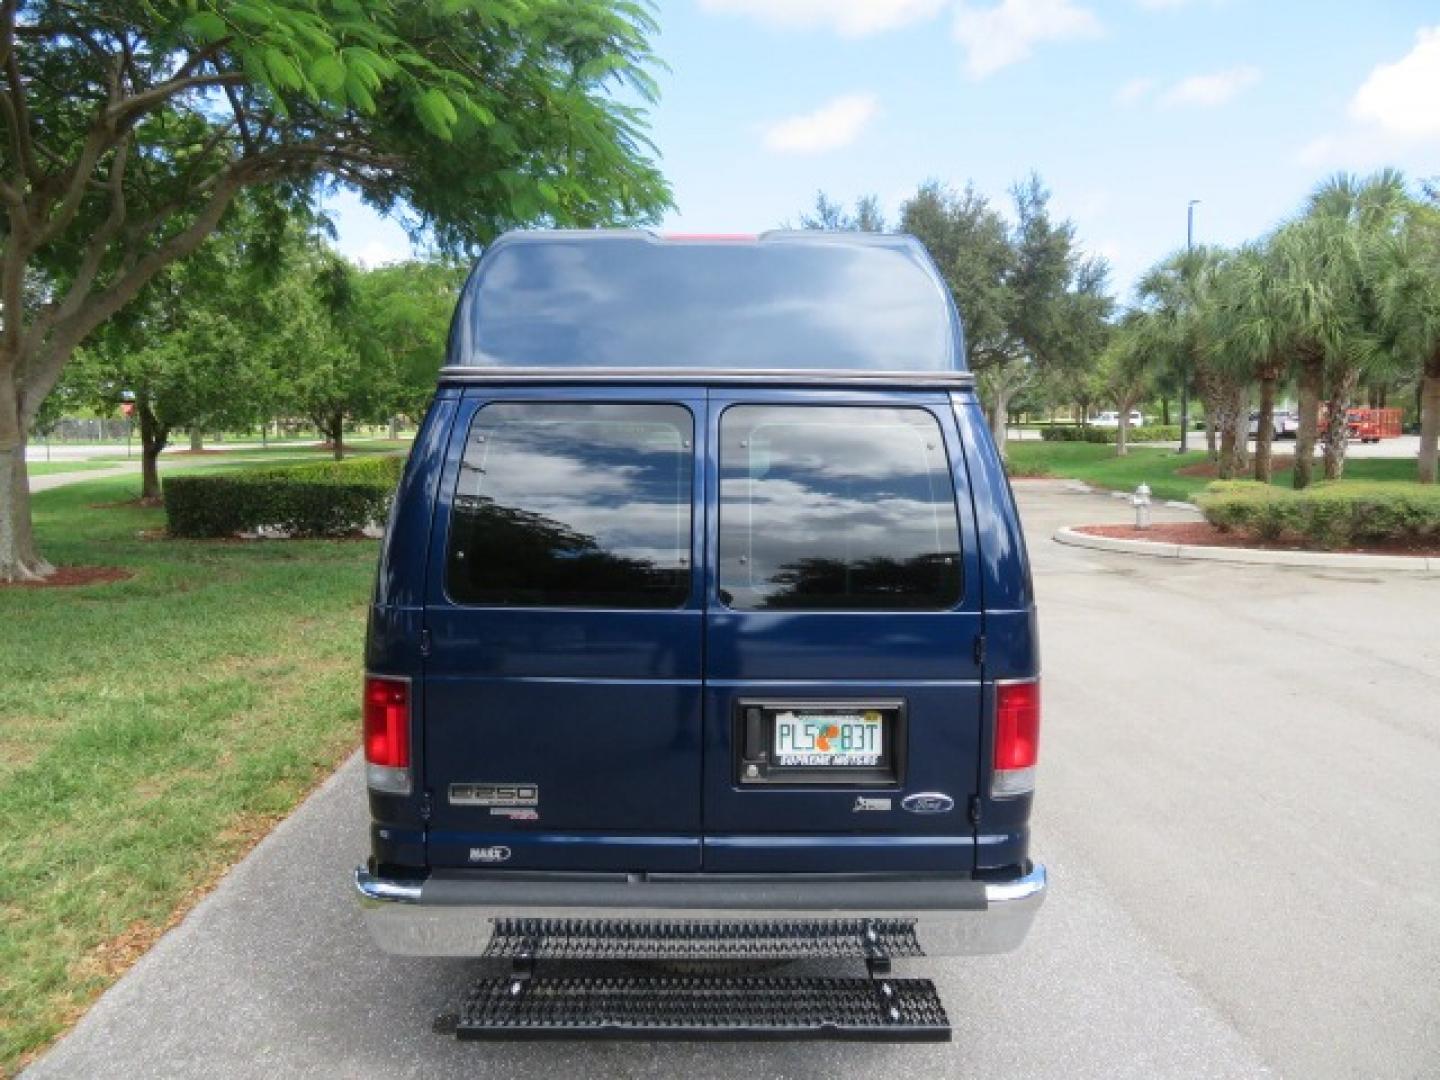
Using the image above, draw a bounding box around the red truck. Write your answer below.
[1319,407,1403,445]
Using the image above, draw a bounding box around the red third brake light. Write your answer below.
[364,676,411,794]
[993,679,1040,797]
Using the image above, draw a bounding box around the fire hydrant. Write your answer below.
[1132,483,1152,530]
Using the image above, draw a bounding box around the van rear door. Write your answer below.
[701,393,985,873]
[421,390,704,871]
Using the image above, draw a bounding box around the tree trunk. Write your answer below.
[137,395,169,502]
[1231,403,1249,473]
[331,415,345,461]
[1294,351,1322,490]
[1419,355,1440,485]
[189,427,203,452]
[1322,368,1358,482]
[1254,372,1277,483]
[988,387,1011,459]
[1204,414,1218,460]
[1216,393,1237,480]
[1161,398,1170,426]
[0,366,52,581]
[388,415,399,441]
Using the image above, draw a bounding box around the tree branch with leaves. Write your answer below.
[0,0,670,579]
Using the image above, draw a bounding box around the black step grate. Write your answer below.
[482,917,923,962]
[456,974,950,1041]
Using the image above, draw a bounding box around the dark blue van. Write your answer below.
[356,230,1045,1040]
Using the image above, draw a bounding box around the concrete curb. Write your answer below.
[1053,525,1440,573]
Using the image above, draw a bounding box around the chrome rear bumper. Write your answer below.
[354,863,1047,959]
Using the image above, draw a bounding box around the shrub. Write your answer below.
[1196,480,1440,549]
[1039,424,1181,444]
[164,455,405,538]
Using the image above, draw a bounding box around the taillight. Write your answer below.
[364,675,411,795]
[993,679,1040,797]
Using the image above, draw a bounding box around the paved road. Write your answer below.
[26,482,1440,1079]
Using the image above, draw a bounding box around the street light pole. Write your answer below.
[1179,199,1200,453]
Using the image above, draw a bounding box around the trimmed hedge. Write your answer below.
[1197,480,1440,549]
[1040,424,1182,444]
[164,455,405,538]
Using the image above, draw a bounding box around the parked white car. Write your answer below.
[1248,410,1300,439]
[1090,410,1144,429]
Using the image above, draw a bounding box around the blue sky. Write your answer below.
[328,0,1440,300]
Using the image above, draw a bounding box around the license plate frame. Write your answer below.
[734,698,905,786]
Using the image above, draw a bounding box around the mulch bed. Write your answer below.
[0,565,134,589]
[1076,522,1437,558]
[1176,455,1296,478]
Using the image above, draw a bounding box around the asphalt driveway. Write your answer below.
[25,481,1440,1079]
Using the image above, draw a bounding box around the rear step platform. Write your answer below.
[456,973,950,1042]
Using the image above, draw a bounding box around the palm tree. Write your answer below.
[1099,311,1159,457]
[1269,216,1361,488]
[1375,203,1440,483]
[1136,245,1226,459]
[1301,170,1412,481]
[1207,243,1292,483]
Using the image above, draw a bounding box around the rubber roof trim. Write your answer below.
[436,366,976,388]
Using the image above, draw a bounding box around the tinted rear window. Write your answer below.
[446,402,692,608]
[718,405,962,611]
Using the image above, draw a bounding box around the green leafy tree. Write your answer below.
[350,258,466,424]
[1300,169,1413,482]
[71,208,280,497]
[1137,245,1231,462]
[1206,243,1294,482]
[1100,311,1162,457]
[899,177,1112,450]
[262,248,391,460]
[0,0,669,580]
[1375,201,1440,483]
[796,191,885,231]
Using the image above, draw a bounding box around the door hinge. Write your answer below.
[419,790,434,823]
[968,795,982,827]
[419,627,432,658]
[972,634,986,666]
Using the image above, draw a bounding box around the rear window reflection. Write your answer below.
[447,402,692,608]
[719,405,962,611]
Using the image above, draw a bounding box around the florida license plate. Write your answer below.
[773,709,886,767]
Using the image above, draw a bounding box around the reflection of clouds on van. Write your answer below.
[448,401,692,607]
[720,405,961,611]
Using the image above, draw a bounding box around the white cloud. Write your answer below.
[763,94,880,154]
[1297,26,1440,167]
[1349,26,1440,140]
[698,0,945,37]
[1115,77,1155,106]
[952,0,1102,80]
[1159,65,1260,107]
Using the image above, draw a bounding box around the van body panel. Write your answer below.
[419,388,707,871]
[698,390,985,871]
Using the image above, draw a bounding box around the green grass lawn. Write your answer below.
[1006,441,1421,502]
[23,460,120,478]
[0,472,377,1074]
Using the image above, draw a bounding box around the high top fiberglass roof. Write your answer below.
[446,230,965,374]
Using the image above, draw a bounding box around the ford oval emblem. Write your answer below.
[902,793,955,814]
